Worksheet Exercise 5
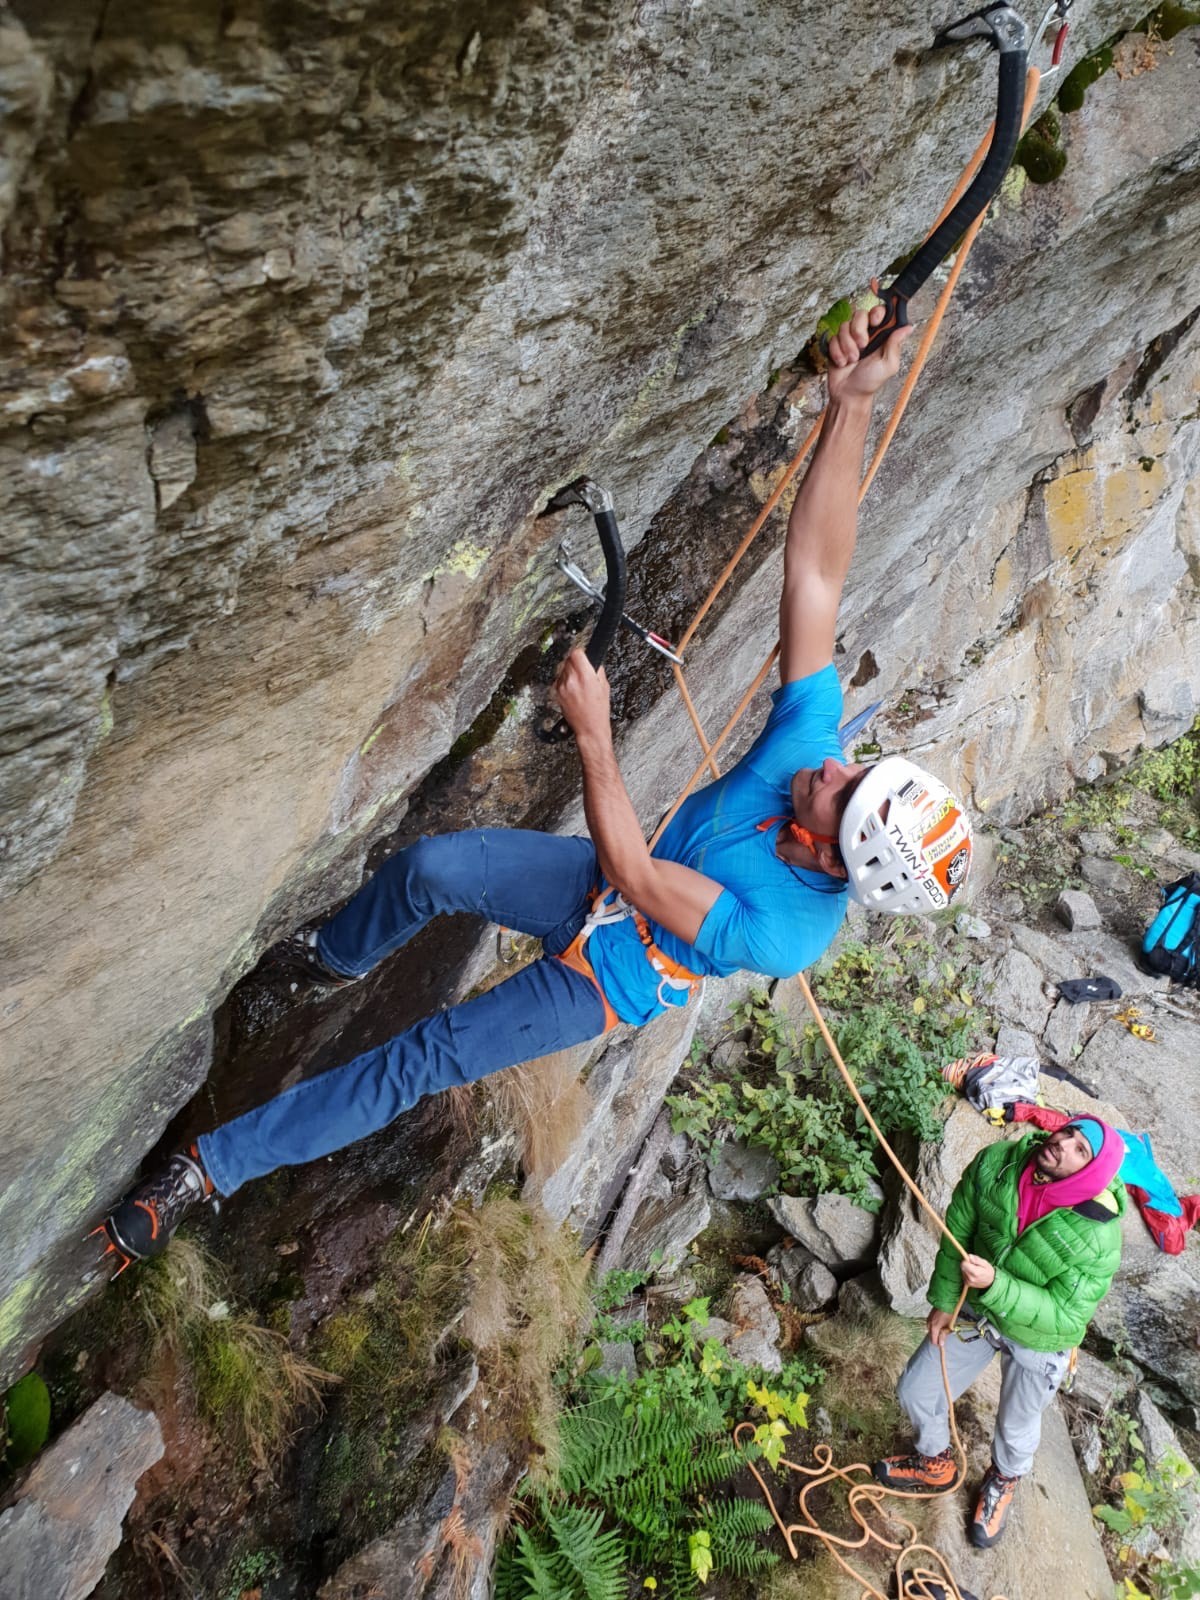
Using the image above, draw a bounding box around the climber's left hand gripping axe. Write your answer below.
[536,477,628,744]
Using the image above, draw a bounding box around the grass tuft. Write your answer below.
[456,1192,590,1480]
[137,1237,334,1470]
[805,1311,922,1463]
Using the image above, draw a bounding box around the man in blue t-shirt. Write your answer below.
[101,306,973,1265]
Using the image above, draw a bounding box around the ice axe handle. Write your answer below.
[860,285,910,358]
[537,484,628,744]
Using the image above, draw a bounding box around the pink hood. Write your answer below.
[1016,1119,1124,1234]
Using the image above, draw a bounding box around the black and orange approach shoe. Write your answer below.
[95,1145,215,1271]
[969,1462,1019,1547]
[871,1446,957,1491]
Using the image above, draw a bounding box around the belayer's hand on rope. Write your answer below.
[926,1308,955,1349]
[959,1252,996,1291]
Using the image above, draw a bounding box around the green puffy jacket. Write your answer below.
[926,1131,1124,1353]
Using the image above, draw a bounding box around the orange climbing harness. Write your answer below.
[554,884,702,1031]
[623,64,1045,1600]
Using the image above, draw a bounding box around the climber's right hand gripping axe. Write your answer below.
[856,2,1031,358]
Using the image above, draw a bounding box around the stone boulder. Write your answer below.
[878,1103,996,1319]
[836,1269,889,1321]
[1056,889,1103,932]
[0,1393,163,1600]
[767,1242,838,1313]
[697,1275,782,1375]
[1081,855,1132,895]
[767,1184,883,1278]
[706,1138,779,1202]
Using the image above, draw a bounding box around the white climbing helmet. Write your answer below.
[839,755,973,915]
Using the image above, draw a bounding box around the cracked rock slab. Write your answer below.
[0,1392,163,1600]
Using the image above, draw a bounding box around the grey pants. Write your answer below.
[897,1316,1071,1479]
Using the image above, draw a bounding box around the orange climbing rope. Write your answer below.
[640,67,1043,1600]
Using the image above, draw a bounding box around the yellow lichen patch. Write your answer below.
[1044,459,1098,561]
[1102,457,1166,536]
[749,460,799,515]
[432,537,490,582]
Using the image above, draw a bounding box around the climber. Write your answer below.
[873,1117,1125,1548]
[98,303,973,1267]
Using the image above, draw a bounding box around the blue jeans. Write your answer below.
[198,831,609,1196]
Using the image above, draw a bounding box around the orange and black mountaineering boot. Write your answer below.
[97,1145,215,1270]
[871,1446,957,1491]
[970,1462,1019,1547]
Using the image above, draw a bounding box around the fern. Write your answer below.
[501,1526,574,1600]
[707,1497,775,1540]
[497,1354,780,1596]
[544,1507,626,1600]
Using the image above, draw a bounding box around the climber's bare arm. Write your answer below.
[779,306,913,684]
[556,651,723,944]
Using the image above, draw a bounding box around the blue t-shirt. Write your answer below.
[588,665,848,1025]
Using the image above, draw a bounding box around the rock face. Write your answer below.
[535,1001,698,1244]
[2,0,1200,1387]
[0,1393,163,1600]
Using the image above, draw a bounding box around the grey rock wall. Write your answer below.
[2,2,1199,1380]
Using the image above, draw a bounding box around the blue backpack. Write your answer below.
[1142,873,1200,986]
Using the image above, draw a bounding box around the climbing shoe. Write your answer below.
[97,1145,215,1269]
[274,926,361,992]
[969,1463,1019,1547]
[871,1446,957,1491]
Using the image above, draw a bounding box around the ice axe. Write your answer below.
[536,477,628,743]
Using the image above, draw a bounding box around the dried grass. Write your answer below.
[454,1192,590,1478]
[805,1310,923,1462]
[487,1052,591,1182]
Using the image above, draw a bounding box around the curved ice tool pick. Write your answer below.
[856,2,1032,359]
[537,477,629,743]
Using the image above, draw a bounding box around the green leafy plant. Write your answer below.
[1,1372,51,1470]
[668,943,979,1207]
[496,1297,808,1597]
[1093,1451,1195,1541]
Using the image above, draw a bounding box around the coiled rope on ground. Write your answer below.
[639,67,1045,1600]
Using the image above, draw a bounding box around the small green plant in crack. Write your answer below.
[1093,1450,1196,1541]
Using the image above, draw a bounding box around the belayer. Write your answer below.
[101,305,973,1265]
